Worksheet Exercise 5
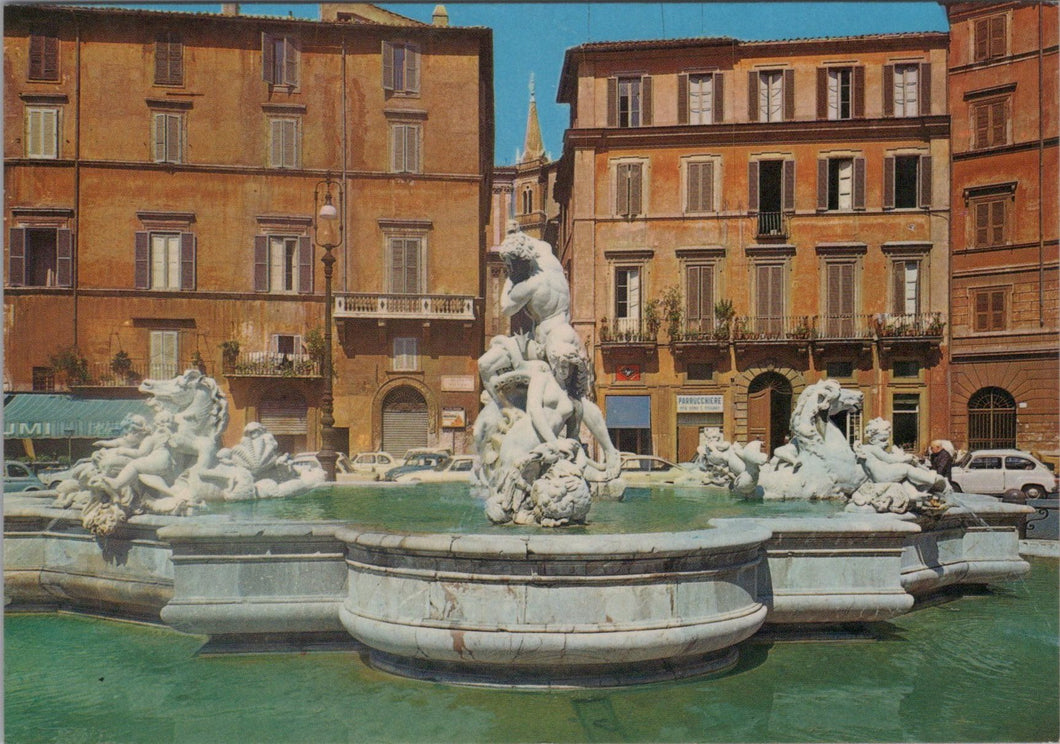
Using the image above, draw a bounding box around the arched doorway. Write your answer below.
[382,386,429,457]
[968,387,1017,450]
[747,372,793,455]
[259,390,308,455]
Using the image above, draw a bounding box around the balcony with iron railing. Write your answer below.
[223,351,322,378]
[599,317,657,347]
[813,314,876,346]
[732,315,815,343]
[873,312,946,351]
[755,211,789,239]
[334,293,476,321]
[671,318,730,347]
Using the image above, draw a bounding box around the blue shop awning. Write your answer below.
[3,394,152,439]
[605,395,651,429]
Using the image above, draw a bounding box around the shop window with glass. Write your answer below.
[606,394,652,455]
[892,393,920,451]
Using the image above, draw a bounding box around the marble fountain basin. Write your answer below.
[4,490,1033,688]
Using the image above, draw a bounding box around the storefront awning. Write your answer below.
[605,395,651,429]
[3,394,153,439]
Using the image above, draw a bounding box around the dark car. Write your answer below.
[383,449,452,482]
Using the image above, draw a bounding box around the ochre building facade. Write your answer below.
[556,32,953,462]
[4,3,492,458]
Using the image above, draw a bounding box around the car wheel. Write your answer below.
[1023,484,1047,500]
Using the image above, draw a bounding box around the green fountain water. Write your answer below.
[6,558,1057,743]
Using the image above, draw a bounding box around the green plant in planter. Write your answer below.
[303,327,326,369]
[110,350,133,381]
[661,285,684,341]
[643,299,661,340]
[219,340,240,370]
[189,350,207,374]
[50,347,89,386]
[713,299,735,341]
[599,317,611,343]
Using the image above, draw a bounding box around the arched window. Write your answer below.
[967,387,1016,450]
[522,187,533,215]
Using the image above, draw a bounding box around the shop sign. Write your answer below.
[676,394,724,413]
[441,407,466,428]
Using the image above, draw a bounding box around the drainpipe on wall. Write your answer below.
[1038,1,1045,327]
[72,12,81,347]
[342,36,348,294]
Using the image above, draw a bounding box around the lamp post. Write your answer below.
[314,177,342,481]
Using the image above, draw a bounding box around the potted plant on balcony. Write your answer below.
[50,346,90,387]
[713,299,735,342]
[926,315,946,337]
[662,285,684,343]
[599,317,611,343]
[303,327,327,375]
[219,340,240,373]
[189,350,207,375]
[109,350,133,384]
[643,300,661,342]
[790,319,815,340]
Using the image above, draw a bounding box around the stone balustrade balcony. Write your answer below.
[334,293,476,321]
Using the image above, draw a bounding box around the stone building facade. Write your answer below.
[943,1,1059,463]
[4,3,493,458]
[555,32,952,462]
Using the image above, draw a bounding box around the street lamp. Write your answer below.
[313,176,342,481]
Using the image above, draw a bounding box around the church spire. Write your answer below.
[520,73,546,164]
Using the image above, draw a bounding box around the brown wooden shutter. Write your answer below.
[747,160,759,212]
[30,34,59,81]
[827,262,854,317]
[817,159,829,211]
[42,35,58,80]
[254,235,269,291]
[919,63,931,115]
[883,65,894,116]
[641,76,652,125]
[180,232,196,290]
[56,228,73,287]
[382,41,394,90]
[270,120,283,167]
[607,78,618,127]
[630,163,643,214]
[262,33,275,83]
[974,202,989,246]
[687,266,702,325]
[918,156,932,209]
[990,101,1006,146]
[783,69,795,120]
[29,34,44,79]
[990,200,1006,244]
[891,261,904,314]
[298,236,313,294]
[687,162,701,212]
[853,157,866,210]
[782,160,795,212]
[816,68,828,119]
[407,44,421,93]
[883,156,895,209]
[713,72,724,123]
[757,264,784,319]
[974,19,990,61]
[747,71,758,121]
[135,232,150,289]
[8,228,26,286]
[974,104,990,148]
[990,289,1005,329]
[285,119,297,167]
[155,39,170,85]
[974,290,990,330]
[703,161,715,212]
[404,239,420,293]
[409,124,421,172]
[677,74,689,124]
[285,38,299,87]
[153,113,166,161]
[853,66,865,118]
[166,114,181,162]
[989,15,1006,58]
[687,265,713,329]
[616,164,629,216]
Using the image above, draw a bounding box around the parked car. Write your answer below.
[950,449,1058,500]
[618,454,709,488]
[344,451,400,481]
[393,455,478,484]
[383,448,452,482]
[290,451,354,478]
[39,458,93,487]
[4,461,47,492]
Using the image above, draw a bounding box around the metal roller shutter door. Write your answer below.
[382,408,428,457]
[260,399,308,435]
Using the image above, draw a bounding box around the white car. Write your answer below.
[393,455,478,484]
[950,449,1058,500]
[618,454,709,488]
[290,451,354,478]
[339,451,400,482]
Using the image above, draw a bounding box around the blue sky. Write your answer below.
[89,2,949,163]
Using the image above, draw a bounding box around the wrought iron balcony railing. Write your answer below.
[224,351,321,378]
[599,317,657,345]
[334,293,475,321]
[756,211,788,238]
[733,315,815,341]
[814,314,876,341]
[873,312,946,339]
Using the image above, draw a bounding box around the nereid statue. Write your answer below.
[847,417,951,514]
[474,222,621,526]
[692,427,767,496]
[53,369,321,536]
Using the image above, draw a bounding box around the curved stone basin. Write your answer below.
[335,525,772,687]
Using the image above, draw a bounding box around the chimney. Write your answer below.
[432,4,449,27]
[221,4,240,16]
